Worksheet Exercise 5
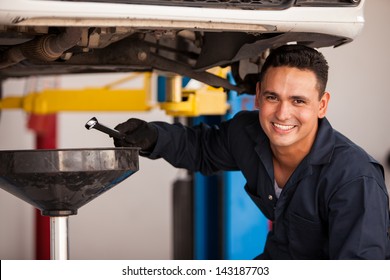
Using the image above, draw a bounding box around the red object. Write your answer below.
[28,113,57,260]
[34,211,51,260]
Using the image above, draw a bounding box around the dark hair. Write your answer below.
[260,44,329,98]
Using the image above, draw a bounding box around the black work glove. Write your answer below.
[114,118,158,152]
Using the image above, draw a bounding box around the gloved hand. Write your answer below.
[114,118,158,152]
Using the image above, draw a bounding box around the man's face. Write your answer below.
[255,66,330,153]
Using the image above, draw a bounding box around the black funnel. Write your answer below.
[0,148,139,216]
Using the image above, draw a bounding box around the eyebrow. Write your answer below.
[262,91,310,102]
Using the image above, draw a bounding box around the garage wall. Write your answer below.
[322,0,390,185]
[1,0,389,259]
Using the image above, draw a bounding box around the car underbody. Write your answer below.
[0,0,364,94]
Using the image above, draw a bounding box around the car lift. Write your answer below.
[0,72,229,117]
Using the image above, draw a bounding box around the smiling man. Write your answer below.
[114,45,390,259]
[257,64,330,189]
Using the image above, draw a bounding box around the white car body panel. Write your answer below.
[0,1,364,38]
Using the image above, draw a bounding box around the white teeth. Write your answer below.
[273,123,295,131]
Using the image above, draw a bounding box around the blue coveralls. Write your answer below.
[148,110,390,259]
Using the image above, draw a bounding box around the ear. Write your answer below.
[318,92,330,119]
[255,82,261,109]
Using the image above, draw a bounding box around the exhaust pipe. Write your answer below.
[0,27,82,69]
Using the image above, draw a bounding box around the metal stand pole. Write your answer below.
[50,216,69,260]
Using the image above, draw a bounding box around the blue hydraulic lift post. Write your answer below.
[193,116,223,260]
[193,80,269,259]
[223,74,269,259]
[158,74,269,260]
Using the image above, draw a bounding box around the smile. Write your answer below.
[272,122,296,131]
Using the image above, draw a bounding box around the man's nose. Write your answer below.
[275,102,291,120]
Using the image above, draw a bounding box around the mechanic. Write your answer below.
[114,44,390,259]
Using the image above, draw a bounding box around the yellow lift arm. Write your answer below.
[0,72,231,116]
[160,70,230,117]
[0,73,153,114]
[160,87,229,117]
